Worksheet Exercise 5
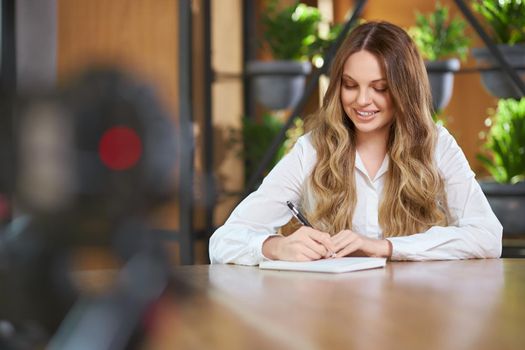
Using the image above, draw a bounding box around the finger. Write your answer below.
[300,239,328,259]
[332,231,360,252]
[295,228,335,258]
[308,230,336,254]
[283,234,325,260]
[311,238,336,259]
[332,235,348,251]
[280,245,315,262]
[300,244,324,260]
[331,230,344,239]
[286,245,320,261]
[331,230,350,246]
[333,235,356,253]
[296,254,312,262]
[336,239,363,258]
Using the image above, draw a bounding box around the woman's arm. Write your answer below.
[387,127,503,260]
[209,135,317,265]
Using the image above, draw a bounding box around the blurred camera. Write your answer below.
[0,67,178,348]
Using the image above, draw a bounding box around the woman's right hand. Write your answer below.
[262,227,336,261]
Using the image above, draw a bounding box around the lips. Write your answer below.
[354,108,379,120]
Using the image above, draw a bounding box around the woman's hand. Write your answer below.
[262,227,336,261]
[331,230,392,258]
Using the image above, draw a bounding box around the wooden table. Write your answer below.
[145,259,525,350]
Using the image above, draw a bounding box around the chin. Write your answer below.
[353,121,389,135]
[351,117,378,129]
[355,125,379,134]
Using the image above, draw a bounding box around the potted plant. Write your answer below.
[471,0,525,98]
[232,113,285,183]
[477,97,525,236]
[246,0,338,111]
[228,113,304,185]
[408,2,471,112]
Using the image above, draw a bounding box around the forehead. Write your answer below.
[342,50,385,81]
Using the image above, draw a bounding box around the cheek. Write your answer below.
[340,89,355,106]
[376,94,393,111]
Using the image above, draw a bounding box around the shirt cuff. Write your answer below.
[386,237,411,261]
[251,233,279,263]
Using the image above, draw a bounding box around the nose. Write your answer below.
[356,88,371,106]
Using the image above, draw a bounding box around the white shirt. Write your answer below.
[209,126,502,265]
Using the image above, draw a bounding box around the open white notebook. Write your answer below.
[259,257,387,273]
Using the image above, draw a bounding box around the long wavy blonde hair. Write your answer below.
[303,21,449,237]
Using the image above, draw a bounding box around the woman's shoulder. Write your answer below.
[295,131,316,152]
[434,124,469,168]
[435,124,459,154]
[289,132,317,171]
[436,123,452,140]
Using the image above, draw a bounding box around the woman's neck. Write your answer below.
[355,130,389,180]
[356,129,389,156]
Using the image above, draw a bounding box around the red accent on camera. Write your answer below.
[99,126,142,170]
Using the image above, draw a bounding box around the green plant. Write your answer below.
[309,23,344,68]
[261,0,341,64]
[409,2,471,61]
[472,0,525,45]
[228,114,284,183]
[477,98,525,184]
[228,113,305,183]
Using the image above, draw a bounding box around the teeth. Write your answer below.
[356,110,375,117]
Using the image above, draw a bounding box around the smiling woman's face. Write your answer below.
[340,50,394,139]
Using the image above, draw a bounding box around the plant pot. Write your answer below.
[246,60,311,111]
[479,180,525,236]
[425,59,460,112]
[472,44,525,99]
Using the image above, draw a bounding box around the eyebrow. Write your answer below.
[342,74,386,83]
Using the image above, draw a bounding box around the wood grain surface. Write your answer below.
[143,259,524,350]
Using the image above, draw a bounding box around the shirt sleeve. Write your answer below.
[387,127,503,261]
[209,135,313,265]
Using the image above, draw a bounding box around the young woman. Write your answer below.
[209,21,502,265]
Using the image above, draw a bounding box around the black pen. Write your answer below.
[286,201,312,226]
[286,201,336,258]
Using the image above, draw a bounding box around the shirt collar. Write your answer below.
[355,152,390,182]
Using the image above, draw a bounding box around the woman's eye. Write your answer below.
[343,84,357,89]
[374,87,388,92]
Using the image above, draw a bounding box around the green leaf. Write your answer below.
[260,0,344,63]
[409,2,471,61]
[230,113,304,183]
[472,0,525,45]
[478,97,525,183]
